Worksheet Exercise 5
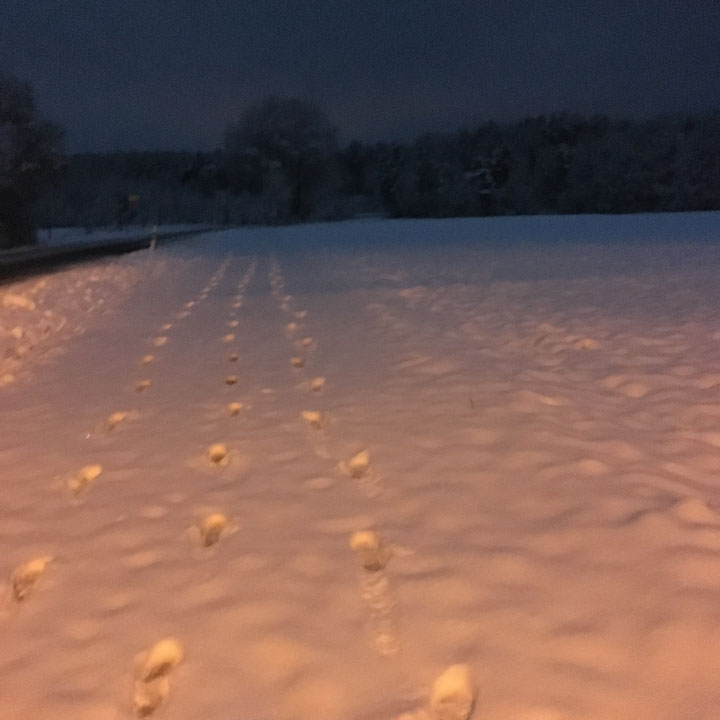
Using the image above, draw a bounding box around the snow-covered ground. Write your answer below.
[2,213,720,720]
[35,225,215,248]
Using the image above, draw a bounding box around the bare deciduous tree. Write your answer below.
[225,97,336,220]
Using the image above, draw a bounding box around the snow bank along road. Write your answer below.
[2,215,720,720]
[0,225,218,277]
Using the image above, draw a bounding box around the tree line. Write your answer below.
[2,74,719,248]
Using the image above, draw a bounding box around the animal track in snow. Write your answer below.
[136,379,151,393]
[140,354,155,365]
[152,336,168,347]
[160,323,172,331]
[227,320,239,328]
[290,356,305,368]
[223,333,235,343]
[225,375,238,385]
[10,555,54,602]
[228,353,239,362]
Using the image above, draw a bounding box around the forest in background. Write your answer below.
[36,107,720,231]
[3,75,720,247]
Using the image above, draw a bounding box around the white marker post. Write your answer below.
[150,224,158,251]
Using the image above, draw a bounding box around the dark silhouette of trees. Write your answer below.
[0,74,64,247]
[225,97,337,220]
[32,105,720,231]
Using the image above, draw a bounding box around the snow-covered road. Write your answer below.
[2,216,720,719]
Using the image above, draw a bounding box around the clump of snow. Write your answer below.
[350,530,389,571]
[199,513,228,547]
[139,637,184,682]
[347,449,371,478]
[133,637,184,716]
[207,442,228,465]
[10,555,54,602]
[429,665,475,720]
[106,411,128,430]
[300,410,327,429]
[2,292,36,311]
[67,464,103,496]
[227,401,244,416]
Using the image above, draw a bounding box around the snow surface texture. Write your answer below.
[1,214,720,719]
[0,259,148,388]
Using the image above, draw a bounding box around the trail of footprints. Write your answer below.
[269,259,476,717]
[5,255,473,720]
[269,260,405,665]
[5,255,242,716]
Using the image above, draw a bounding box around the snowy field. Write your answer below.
[2,213,720,720]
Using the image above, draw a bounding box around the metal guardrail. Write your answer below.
[0,227,222,278]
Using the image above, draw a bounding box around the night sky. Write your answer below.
[2,0,719,152]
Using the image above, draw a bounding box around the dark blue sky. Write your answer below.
[1,0,718,152]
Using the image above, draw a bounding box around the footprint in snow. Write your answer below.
[308,376,326,392]
[133,637,183,717]
[227,402,244,417]
[9,555,54,602]
[67,464,102,496]
[349,531,398,656]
